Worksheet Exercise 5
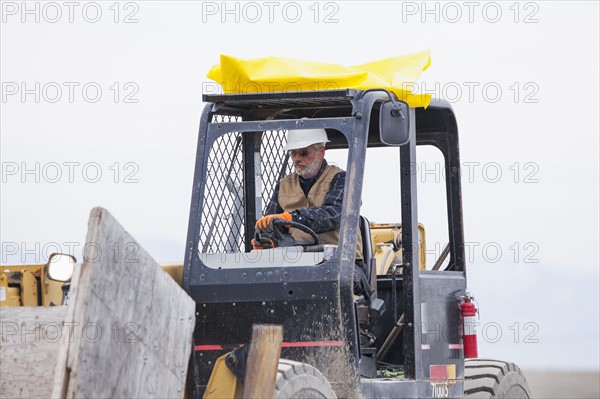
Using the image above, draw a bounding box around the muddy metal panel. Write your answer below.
[418,271,466,381]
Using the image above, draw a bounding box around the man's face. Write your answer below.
[290,144,325,179]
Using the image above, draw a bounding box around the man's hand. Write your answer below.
[251,232,279,250]
[255,211,292,233]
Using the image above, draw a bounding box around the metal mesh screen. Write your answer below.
[260,130,293,212]
[199,116,292,254]
[199,115,244,253]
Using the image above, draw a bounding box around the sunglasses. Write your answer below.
[288,149,311,157]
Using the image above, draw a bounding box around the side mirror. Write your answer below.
[46,253,76,282]
[379,100,410,146]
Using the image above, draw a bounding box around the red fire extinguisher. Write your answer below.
[459,293,478,358]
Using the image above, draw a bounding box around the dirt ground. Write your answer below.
[524,370,600,399]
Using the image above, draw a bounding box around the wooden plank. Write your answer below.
[242,324,283,399]
[0,306,67,398]
[52,207,196,398]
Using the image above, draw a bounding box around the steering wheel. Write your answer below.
[271,219,320,248]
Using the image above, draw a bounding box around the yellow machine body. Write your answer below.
[203,354,242,399]
[370,223,427,274]
[0,264,64,307]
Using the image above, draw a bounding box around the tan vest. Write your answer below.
[278,165,363,260]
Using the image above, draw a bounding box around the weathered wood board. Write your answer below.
[1,306,67,398]
[242,324,283,399]
[52,207,196,398]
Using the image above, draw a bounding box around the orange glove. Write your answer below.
[251,234,277,250]
[255,212,292,233]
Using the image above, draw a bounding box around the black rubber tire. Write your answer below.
[464,358,532,398]
[274,359,337,399]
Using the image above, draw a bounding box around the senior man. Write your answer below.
[254,127,366,292]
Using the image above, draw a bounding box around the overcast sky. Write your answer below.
[1,1,598,371]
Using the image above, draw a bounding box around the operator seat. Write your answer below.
[359,216,376,294]
[358,215,385,328]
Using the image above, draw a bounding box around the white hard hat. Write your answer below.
[284,128,330,151]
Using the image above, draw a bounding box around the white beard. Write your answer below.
[295,157,322,179]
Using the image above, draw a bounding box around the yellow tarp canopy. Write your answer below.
[207,51,432,108]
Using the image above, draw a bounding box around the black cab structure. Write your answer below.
[182,89,530,398]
